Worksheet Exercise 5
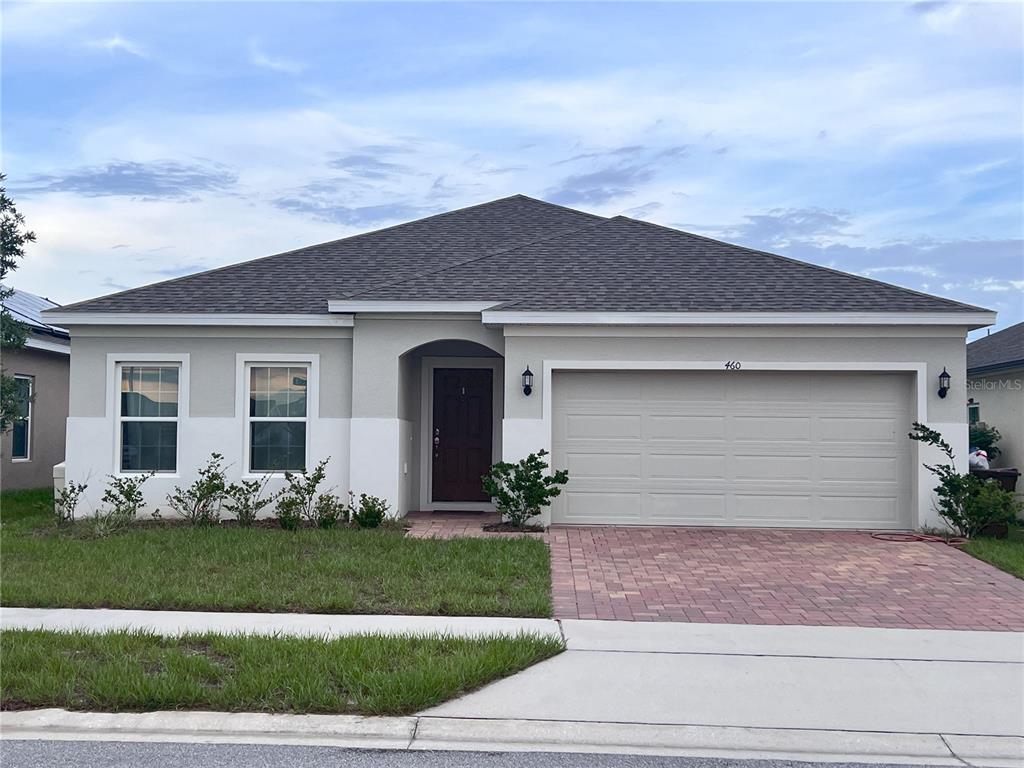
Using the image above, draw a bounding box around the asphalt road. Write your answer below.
[0,740,951,768]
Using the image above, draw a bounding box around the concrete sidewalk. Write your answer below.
[2,609,1022,765]
[0,607,560,640]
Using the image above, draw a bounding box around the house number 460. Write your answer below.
[724,361,742,370]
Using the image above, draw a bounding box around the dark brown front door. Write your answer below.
[432,368,493,502]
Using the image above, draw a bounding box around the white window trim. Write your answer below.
[11,375,33,462]
[235,353,320,478]
[107,353,190,478]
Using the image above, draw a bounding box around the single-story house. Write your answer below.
[2,288,70,490]
[967,322,1023,472]
[44,195,995,528]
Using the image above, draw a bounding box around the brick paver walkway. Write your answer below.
[549,527,1024,631]
[405,511,544,540]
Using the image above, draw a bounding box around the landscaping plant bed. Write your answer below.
[0,629,563,716]
[482,522,546,534]
[1,490,553,617]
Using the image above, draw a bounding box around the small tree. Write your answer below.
[482,449,569,529]
[909,422,1019,538]
[0,173,36,431]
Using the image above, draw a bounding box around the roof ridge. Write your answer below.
[57,194,577,313]
[343,215,610,300]
[616,216,990,313]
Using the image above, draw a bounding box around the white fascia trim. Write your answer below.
[482,310,997,328]
[43,312,353,328]
[25,337,70,355]
[328,300,503,314]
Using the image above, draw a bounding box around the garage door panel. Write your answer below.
[552,370,912,529]
[732,454,812,480]
[561,491,642,522]
[564,452,642,479]
[732,416,811,441]
[648,453,726,479]
[819,495,902,523]
[819,417,899,442]
[819,455,900,482]
[648,414,726,440]
[733,494,815,523]
[564,413,643,440]
[648,493,727,523]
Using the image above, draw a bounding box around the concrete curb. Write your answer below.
[3,710,1022,766]
[0,608,561,641]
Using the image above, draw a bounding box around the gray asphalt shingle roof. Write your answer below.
[967,322,1024,373]
[58,195,986,316]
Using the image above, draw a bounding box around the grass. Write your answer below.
[0,628,563,715]
[0,489,552,617]
[962,523,1024,580]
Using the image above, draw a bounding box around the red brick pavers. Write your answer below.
[549,526,1024,631]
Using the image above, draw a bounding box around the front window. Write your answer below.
[968,402,981,425]
[11,376,32,460]
[119,365,179,472]
[247,365,307,472]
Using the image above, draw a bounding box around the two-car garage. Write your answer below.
[550,369,916,529]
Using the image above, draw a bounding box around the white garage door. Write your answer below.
[551,370,914,529]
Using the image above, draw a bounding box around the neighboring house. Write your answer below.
[44,196,995,529]
[967,322,1023,471]
[1,289,70,490]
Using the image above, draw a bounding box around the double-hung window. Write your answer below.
[247,365,308,472]
[119,364,179,472]
[11,375,32,460]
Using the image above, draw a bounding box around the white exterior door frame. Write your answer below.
[418,356,503,511]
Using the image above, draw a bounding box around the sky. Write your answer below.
[3,1,1022,336]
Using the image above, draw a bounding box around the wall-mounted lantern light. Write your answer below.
[937,367,951,399]
[522,366,534,396]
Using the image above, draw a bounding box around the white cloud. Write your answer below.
[88,34,146,58]
[249,40,305,74]
[861,265,941,278]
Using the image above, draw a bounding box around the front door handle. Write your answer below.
[433,428,440,459]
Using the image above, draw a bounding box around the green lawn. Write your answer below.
[962,524,1024,580]
[0,489,552,617]
[1,628,562,715]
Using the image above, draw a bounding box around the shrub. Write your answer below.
[481,450,569,529]
[311,493,348,529]
[969,423,1002,462]
[223,476,275,527]
[94,471,154,536]
[165,453,227,527]
[909,422,1020,538]
[54,481,87,526]
[275,458,330,531]
[351,493,389,528]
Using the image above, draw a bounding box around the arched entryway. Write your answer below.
[398,339,504,512]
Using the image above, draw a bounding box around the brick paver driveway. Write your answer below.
[549,526,1024,631]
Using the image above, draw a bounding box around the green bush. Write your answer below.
[969,423,1002,462]
[54,481,87,527]
[223,476,275,527]
[311,494,348,529]
[909,422,1020,538]
[482,450,569,529]
[351,493,388,528]
[94,472,154,535]
[165,453,227,527]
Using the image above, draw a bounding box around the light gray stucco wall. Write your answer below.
[68,327,352,419]
[502,325,970,424]
[1,345,70,490]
